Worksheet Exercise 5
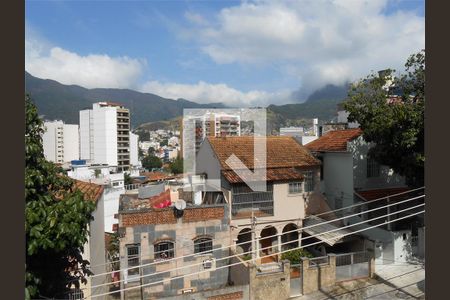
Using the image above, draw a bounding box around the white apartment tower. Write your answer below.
[42,120,79,163]
[129,132,139,166]
[80,102,132,171]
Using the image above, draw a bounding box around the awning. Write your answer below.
[303,216,353,246]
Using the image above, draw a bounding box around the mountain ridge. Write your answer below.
[25,72,347,129]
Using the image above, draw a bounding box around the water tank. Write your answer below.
[71,160,86,166]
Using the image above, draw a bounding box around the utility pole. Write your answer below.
[251,210,257,260]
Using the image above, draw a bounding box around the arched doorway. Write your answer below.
[282,223,299,251]
[260,226,278,262]
[236,228,252,256]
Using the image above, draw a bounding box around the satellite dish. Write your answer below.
[175,199,186,211]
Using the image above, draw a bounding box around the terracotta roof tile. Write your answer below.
[141,171,174,182]
[222,167,304,183]
[306,128,363,152]
[207,136,320,170]
[73,179,104,203]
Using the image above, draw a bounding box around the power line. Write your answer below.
[81,190,424,277]
[86,186,424,270]
[89,202,424,291]
[87,201,424,292]
[88,209,424,299]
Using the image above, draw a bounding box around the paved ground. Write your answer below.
[292,261,425,300]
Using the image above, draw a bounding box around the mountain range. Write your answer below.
[25,72,348,129]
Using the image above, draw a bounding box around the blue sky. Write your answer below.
[25,0,425,107]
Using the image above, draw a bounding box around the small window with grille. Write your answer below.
[194,238,213,254]
[303,171,315,192]
[126,244,140,276]
[154,241,174,259]
[288,182,302,194]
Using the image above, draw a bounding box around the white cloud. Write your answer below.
[184,11,208,26]
[140,80,291,107]
[188,0,425,93]
[25,28,146,89]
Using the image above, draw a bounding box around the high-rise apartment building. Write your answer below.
[80,102,132,171]
[42,120,79,163]
[183,111,241,154]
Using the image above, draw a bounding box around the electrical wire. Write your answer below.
[88,209,424,299]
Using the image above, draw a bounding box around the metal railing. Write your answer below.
[335,251,372,266]
[231,200,274,217]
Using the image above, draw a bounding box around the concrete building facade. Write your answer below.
[118,185,231,298]
[80,102,132,171]
[42,120,79,163]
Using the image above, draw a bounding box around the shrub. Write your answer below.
[281,248,313,265]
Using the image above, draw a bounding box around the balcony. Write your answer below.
[231,183,274,219]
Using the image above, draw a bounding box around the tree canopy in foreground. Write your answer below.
[344,50,424,186]
[25,95,95,299]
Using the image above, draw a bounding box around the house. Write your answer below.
[196,136,323,263]
[72,180,107,300]
[117,181,231,299]
[305,129,424,263]
[68,160,125,233]
[305,128,406,211]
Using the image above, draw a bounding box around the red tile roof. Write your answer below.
[73,179,104,203]
[306,128,363,152]
[222,167,304,183]
[207,136,320,170]
[356,187,411,202]
[141,171,174,182]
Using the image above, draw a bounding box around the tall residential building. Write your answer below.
[183,111,241,154]
[80,102,131,171]
[42,120,79,163]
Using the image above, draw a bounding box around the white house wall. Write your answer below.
[104,187,124,233]
[82,194,107,299]
[350,137,405,190]
[195,140,222,191]
[322,152,354,210]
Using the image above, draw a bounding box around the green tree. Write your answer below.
[169,156,183,174]
[147,147,156,156]
[160,139,168,147]
[142,155,162,170]
[124,172,133,185]
[25,95,96,299]
[343,50,424,186]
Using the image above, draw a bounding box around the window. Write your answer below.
[194,238,213,254]
[126,244,140,276]
[367,157,381,178]
[288,182,302,194]
[154,241,174,259]
[303,171,314,192]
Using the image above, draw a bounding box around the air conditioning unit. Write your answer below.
[181,288,194,294]
[203,258,216,270]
